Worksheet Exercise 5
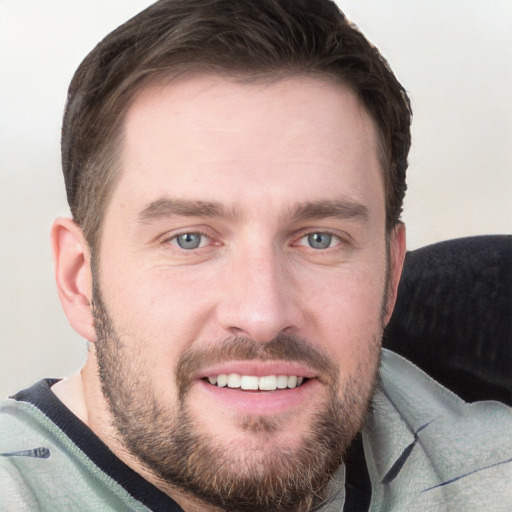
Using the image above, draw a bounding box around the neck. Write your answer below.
[51,370,89,424]
[52,356,228,512]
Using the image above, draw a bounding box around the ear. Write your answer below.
[51,218,95,342]
[383,222,407,325]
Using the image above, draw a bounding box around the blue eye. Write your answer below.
[306,233,335,249]
[172,233,205,250]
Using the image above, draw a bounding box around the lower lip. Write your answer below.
[194,379,320,416]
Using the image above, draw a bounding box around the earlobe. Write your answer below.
[384,222,407,325]
[51,218,95,342]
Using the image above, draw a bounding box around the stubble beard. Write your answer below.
[92,289,383,512]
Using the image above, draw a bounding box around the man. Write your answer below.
[1,1,511,511]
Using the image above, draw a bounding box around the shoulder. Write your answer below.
[0,384,151,512]
[0,394,57,511]
[363,349,512,512]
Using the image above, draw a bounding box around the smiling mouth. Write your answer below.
[203,374,308,391]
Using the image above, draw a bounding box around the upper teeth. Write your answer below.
[208,374,304,391]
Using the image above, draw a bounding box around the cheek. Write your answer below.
[98,266,218,356]
[299,264,386,370]
[302,263,387,330]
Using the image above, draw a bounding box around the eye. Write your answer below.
[170,232,209,250]
[300,232,339,250]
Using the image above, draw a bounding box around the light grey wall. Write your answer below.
[1,0,511,398]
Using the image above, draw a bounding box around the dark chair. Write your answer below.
[384,235,512,405]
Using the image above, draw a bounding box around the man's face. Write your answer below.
[91,75,403,510]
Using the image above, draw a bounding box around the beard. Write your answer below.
[92,289,383,512]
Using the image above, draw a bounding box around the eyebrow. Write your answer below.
[137,197,369,225]
[138,197,242,224]
[287,199,369,223]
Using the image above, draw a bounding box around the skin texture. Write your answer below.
[52,75,406,512]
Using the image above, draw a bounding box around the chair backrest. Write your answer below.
[384,235,512,405]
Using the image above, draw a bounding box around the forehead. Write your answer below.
[111,74,383,218]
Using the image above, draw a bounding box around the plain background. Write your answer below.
[1,0,511,398]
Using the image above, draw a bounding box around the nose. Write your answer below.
[216,245,303,343]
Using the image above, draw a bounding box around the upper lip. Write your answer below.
[194,360,318,380]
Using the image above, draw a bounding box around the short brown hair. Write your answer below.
[62,0,412,254]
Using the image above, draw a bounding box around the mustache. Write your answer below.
[175,334,340,399]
